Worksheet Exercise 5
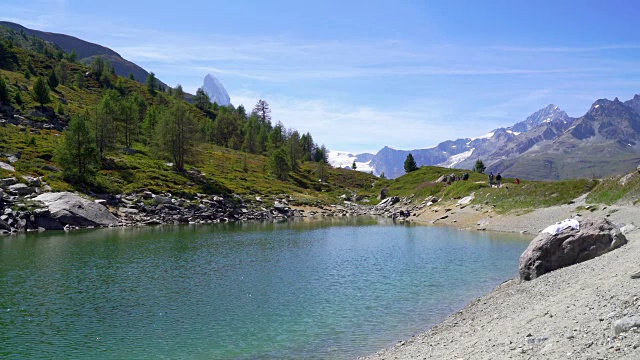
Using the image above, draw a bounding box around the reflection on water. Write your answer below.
[0,218,529,359]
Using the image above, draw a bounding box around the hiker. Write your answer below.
[515,177,520,185]
[488,172,494,188]
[496,173,502,188]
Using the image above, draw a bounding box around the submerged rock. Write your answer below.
[519,218,627,281]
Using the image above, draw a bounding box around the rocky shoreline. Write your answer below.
[0,181,309,234]
[361,196,640,359]
[1,172,434,235]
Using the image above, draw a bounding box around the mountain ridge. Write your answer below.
[333,98,640,180]
[0,21,167,88]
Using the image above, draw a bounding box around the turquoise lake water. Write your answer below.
[0,217,530,359]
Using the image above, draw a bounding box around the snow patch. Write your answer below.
[506,130,521,136]
[470,132,494,141]
[437,149,474,168]
[328,151,375,174]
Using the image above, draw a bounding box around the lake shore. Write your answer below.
[360,197,640,359]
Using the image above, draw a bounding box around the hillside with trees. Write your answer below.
[0,24,379,205]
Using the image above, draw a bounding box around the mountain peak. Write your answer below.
[510,104,570,133]
[202,74,231,106]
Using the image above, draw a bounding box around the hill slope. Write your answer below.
[0,21,167,88]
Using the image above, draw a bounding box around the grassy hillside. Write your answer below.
[376,165,604,214]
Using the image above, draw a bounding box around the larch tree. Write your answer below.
[287,129,302,171]
[155,101,200,172]
[93,90,119,158]
[194,88,210,111]
[253,99,272,125]
[269,148,290,180]
[56,113,100,184]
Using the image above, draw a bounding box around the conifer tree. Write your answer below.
[404,153,418,173]
[145,72,157,95]
[31,76,51,107]
[253,99,272,125]
[56,113,100,184]
[194,88,210,111]
[93,90,119,157]
[270,148,290,180]
[155,102,199,172]
[47,70,59,89]
[473,159,486,174]
[352,160,357,170]
[0,76,9,105]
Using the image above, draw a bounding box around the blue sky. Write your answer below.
[3,0,640,153]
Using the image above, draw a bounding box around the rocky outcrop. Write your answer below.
[519,218,627,281]
[34,192,118,227]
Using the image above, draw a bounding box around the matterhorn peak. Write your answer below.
[202,74,231,106]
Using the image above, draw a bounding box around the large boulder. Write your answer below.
[32,208,64,230]
[519,218,627,281]
[34,192,118,227]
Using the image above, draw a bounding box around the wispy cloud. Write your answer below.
[4,4,640,154]
[492,44,640,53]
[230,90,464,153]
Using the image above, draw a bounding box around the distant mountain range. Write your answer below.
[0,21,168,90]
[331,97,640,180]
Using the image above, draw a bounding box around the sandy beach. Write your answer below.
[359,194,640,359]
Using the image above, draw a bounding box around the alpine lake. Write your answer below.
[0,216,530,359]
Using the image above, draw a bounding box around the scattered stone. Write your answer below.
[8,183,34,196]
[0,162,15,172]
[457,193,475,206]
[153,196,173,205]
[0,177,17,187]
[614,317,640,335]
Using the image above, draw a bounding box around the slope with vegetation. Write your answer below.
[0,24,381,207]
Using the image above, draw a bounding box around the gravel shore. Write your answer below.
[361,195,640,359]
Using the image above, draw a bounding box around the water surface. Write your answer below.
[0,217,530,359]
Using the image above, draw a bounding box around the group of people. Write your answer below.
[394,210,411,218]
[487,172,519,188]
[488,172,501,188]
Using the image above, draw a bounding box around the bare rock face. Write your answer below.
[519,218,627,281]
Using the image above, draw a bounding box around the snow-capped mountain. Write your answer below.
[330,104,575,179]
[331,97,640,180]
[510,104,570,132]
[202,74,231,106]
